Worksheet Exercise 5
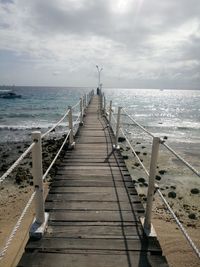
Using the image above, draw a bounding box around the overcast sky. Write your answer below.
[0,0,199,89]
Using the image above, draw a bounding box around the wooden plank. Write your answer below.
[25,238,162,252]
[49,186,135,195]
[45,224,143,238]
[45,201,144,212]
[18,252,168,267]
[46,192,138,202]
[50,180,134,187]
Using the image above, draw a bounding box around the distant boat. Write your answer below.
[0,90,21,99]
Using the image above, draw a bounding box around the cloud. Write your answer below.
[0,0,200,88]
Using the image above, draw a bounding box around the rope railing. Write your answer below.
[0,142,36,184]
[120,128,149,177]
[72,99,81,110]
[104,98,200,260]
[122,108,154,138]
[41,109,70,139]
[42,130,71,181]
[0,89,94,261]
[0,191,36,260]
[122,108,200,177]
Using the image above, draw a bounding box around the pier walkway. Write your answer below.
[18,96,168,267]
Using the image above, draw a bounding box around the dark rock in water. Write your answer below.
[126,147,130,151]
[188,213,197,220]
[138,177,145,183]
[118,137,126,142]
[135,151,140,155]
[143,182,148,187]
[155,175,161,181]
[143,152,147,156]
[159,169,167,175]
[168,191,176,198]
[170,185,176,190]
[163,136,168,140]
[136,142,141,145]
[134,162,140,167]
[141,146,146,149]
[0,164,8,172]
[123,155,128,160]
[191,188,199,194]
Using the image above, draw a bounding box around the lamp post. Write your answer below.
[96,65,103,94]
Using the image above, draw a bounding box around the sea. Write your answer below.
[0,86,200,145]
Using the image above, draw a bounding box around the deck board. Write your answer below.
[17,95,168,267]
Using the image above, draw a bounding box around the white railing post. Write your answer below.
[109,100,112,126]
[101,93,104,113]
[144,136,160,235]
[30,131,49,238]
[114,107,122,149]
[86,94,88,107]
[68,106,74,147]
[32,131,45,224]
[103,95,106,114]
[80,97,83,126]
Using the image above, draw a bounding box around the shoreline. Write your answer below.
[0,137,200,266]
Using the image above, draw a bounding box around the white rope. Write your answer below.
[73,112,81,127]
[120,128,149,177]
[41,109,70,139]
[0,191,36,260]
[111,113,117,123]
[157,189,200,259]
[42,130,71,181]
[162,141,200,178]
[72,100,81,110]
[122,108,154,138]
[0,142,35,184]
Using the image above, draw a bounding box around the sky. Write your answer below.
[0,0,200,89]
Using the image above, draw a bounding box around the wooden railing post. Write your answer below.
[114,107,122,149]
[32,131,45,224]
[109,100,112,126]
[80,97,83,126]
[144,136,160,235]
[68,106,74,147]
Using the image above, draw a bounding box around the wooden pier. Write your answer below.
[18,96,168,267]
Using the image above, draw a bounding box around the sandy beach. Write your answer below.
[0,137,200,267]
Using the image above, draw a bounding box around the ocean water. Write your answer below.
[104,88,200,144]
[0,86,200,144]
